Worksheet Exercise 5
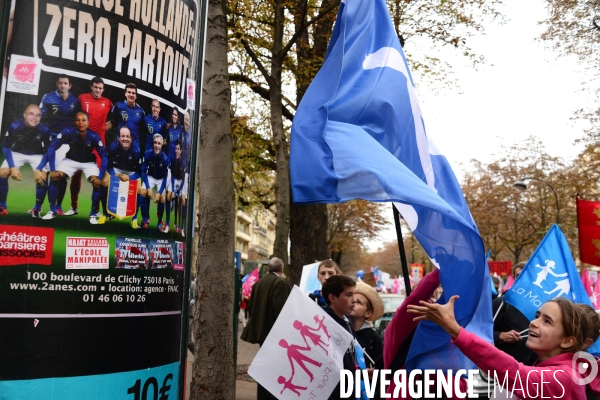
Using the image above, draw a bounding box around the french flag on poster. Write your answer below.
[107,176,139,219]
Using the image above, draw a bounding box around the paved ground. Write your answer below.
[185,323,260,399]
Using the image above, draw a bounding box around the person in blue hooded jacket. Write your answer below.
[308,260,341,307]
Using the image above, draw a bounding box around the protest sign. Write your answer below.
[248,286,353,399]
[298,261,321,294]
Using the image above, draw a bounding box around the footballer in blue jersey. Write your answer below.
[166,107,183,159]
[102,127,143,226]
[138,134,169,231]
[165,141,188,235]
[105,127,142,181]
[42,112,108,224]
[39,75,78,134]
[109,83,146,152]
[145,99,167,152]
[0,105,54,216]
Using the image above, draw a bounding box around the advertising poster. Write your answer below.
[0,0,204,398]
[150,238,174,269]
[115,236,150,269]
[174,240,185,270]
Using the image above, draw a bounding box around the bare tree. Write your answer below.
[541,0,600,140]
[190,0,236,396]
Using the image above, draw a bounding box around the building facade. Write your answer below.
[235,207,276,262]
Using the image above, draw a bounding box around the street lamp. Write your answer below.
[513,177,560,224]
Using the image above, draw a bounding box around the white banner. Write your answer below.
[248,286,353,399]
[298,262,321,294]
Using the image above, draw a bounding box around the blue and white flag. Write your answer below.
[504,225,600,354]
[354,343,369,400]
[289,0,490,371]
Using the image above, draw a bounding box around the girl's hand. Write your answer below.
[407,295,462,339]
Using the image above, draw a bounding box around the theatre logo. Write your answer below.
[0,224,54,266]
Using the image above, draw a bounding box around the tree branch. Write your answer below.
[229,11,275,27]
[279,0,341,62]
[229,73,295,121]
[235,34,273,85]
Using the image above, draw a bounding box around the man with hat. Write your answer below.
[349,281,385,399]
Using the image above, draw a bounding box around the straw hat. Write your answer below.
[354,282,384,321]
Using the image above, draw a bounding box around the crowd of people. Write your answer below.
[0,75,191,235]
[241,259,600,400]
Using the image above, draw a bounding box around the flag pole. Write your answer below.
[393,204,412,296]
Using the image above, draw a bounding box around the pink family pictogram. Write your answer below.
[313,315,331,340]
[277,315,332,396]
[278,375,307,396]
[279,339,322,382]
[293,320,330,355]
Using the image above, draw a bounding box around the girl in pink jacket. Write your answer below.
[408,295,590,399]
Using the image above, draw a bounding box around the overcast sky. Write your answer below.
[369,0,592,250]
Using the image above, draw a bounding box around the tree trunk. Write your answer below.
[190,0,236,397]
[330,249,342,266]
[290,203,328,285]
[271,0,291,264]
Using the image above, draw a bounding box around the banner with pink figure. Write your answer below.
[248,286,353,399]
[582,268,594,297]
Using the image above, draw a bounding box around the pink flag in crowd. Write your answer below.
[392,278,399,294]
[582,268,594,297]
[593,274,600,310]
[504,275,515,291]
[242,268,259,298]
